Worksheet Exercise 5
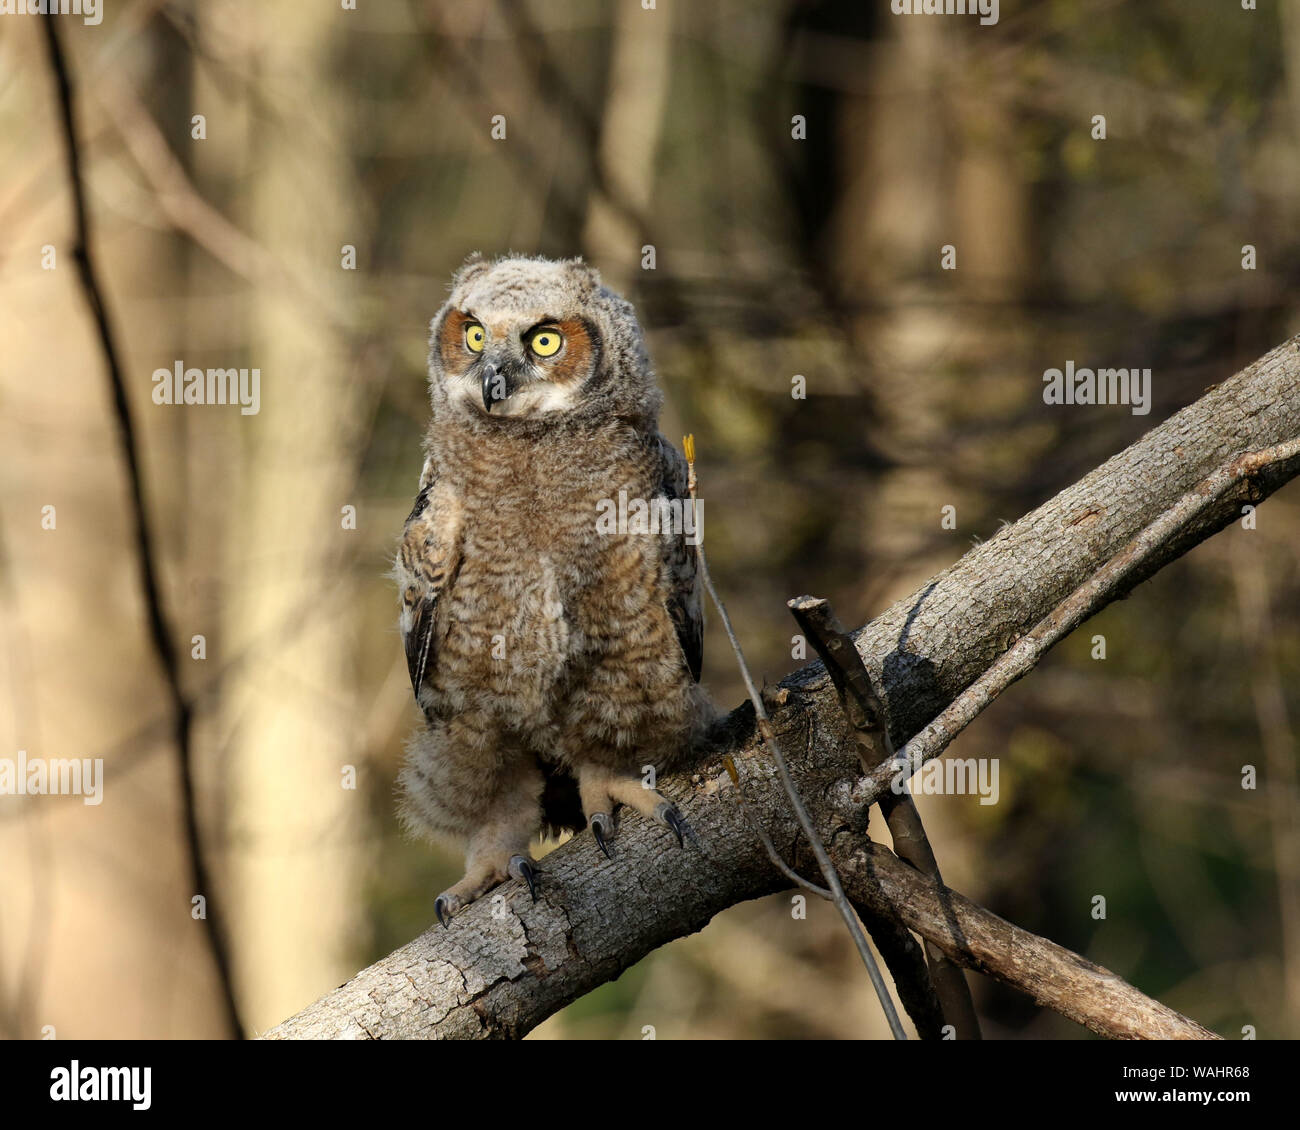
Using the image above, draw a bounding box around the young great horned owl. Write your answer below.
[395,253,710,926]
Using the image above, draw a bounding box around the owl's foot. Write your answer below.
[579,769,693,858]
[434,852,537,928]
[589,812,615,859]
[655,800,690,848]
[510,854,539,901]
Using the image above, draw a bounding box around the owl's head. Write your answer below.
[426,254,660,424]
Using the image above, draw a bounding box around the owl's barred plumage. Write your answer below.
[394,254,711,923]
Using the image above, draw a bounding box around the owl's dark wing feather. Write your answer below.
[397,462,461,702]
[655,434,704,683]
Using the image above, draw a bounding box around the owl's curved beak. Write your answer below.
[480,360,516,413]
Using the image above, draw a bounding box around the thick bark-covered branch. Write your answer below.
[265,338,1300,1039]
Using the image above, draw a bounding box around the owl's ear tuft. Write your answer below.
[450,252,490,291]
[562,257,602,299]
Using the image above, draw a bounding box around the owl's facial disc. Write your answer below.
[438,308,596,419]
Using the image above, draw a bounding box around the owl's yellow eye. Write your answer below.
[465,323,486,353]
[529,328,563,358]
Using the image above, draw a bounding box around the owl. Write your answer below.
[395,253,711,927]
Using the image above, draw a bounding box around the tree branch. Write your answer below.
[831,838,1218,1040]
[41,16,244,1040]
[857,436,1300,809]
[265,337,1300,1039]
[789,595,980,1039]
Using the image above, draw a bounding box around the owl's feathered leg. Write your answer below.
[433,798,541,928]
[576,766,690,858]
[434,841,537,928]
[400,722,544,927]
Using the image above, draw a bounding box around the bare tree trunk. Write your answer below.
[222,3,369,1035]
[581,0,672,288]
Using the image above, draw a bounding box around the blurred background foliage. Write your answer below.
[1,0,1297,1039]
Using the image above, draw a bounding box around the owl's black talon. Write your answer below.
[435,896,452,929]
[509,854,538,901]
[655,802,690,848]
[590,813,613,859]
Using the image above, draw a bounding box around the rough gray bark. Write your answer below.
[264,338,1300,1040]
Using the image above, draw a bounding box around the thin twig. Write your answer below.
[790,595,981,1039]
[859,437,1300,806]
[683,436,907,1040]
[92,71,354,327]
[41,19,244,1040]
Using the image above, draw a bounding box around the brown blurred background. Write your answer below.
[1,0,1298,1039]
